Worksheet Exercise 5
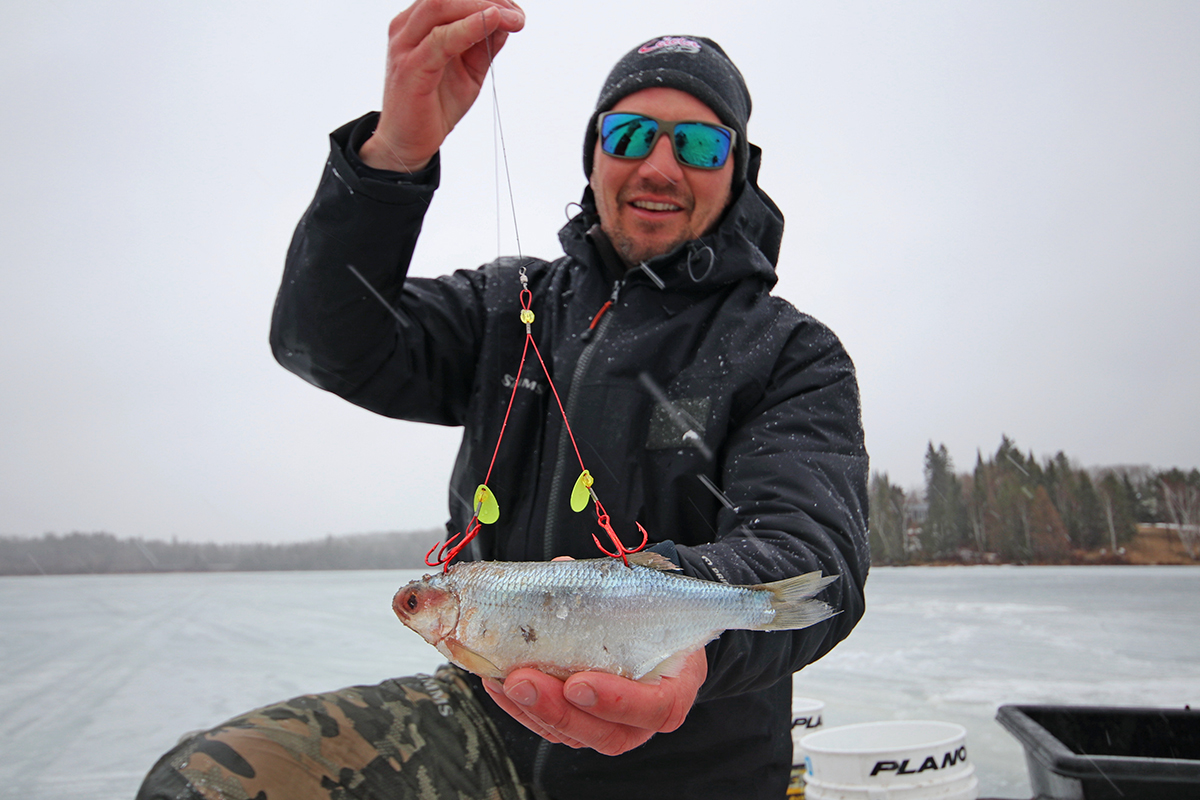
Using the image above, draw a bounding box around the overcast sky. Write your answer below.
[3,1,1197,544]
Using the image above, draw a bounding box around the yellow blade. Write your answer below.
[475,484,499,524]
[570,470,593,513]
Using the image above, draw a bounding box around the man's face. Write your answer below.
[590,87,735,266]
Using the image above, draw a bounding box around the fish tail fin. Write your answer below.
[754,571,840,631]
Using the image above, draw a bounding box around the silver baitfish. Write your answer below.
[393,552,838,681]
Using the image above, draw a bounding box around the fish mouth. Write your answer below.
[392,581,460,646]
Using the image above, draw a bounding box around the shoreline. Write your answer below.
[893,525,1197,567]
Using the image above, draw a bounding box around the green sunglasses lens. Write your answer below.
[673,122,732,168]
[599,113,659,159]
[599,113,732,168]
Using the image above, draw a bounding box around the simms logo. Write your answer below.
[418,675,453,718]
[502,374,544,394]
[638,36,702,55]
[870,746,967,776]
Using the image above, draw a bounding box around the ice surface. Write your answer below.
[0,570,444,800]
[1,566,1197,799]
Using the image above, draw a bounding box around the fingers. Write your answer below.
[364,0,523,171]
[482,650,707,757]
[564,649,707,734]
[482,676,590,749]
[395,0,524,57]
[388,4,521,101]
[490,670,655,756]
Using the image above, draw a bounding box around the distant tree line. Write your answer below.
[870,435,1200,564]
[10,446,1199,575]
[0,529,446,576]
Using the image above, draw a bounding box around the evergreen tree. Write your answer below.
[1073,472,1107,550]
[868,471,908,565]
[1098,471,1137,550]
[1029,486,1070,562]
[922,443,968,558]
[990,436,1037,561]
[966,451,990,553]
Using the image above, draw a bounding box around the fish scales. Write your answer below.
[393,555,837,681]
[455,560,771,674]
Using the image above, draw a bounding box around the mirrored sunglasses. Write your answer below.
[597,112,735,170]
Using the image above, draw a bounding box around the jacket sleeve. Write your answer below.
[683,314,870,703]
[270,113,488,425]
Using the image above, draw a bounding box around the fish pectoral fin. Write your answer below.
[626,551,682,572]
[443,639,506,679]
[640,641,712,682]
[641,650,691,681]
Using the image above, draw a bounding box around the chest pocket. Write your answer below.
[645,396,712,451]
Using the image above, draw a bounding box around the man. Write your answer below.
[139,2,869,798]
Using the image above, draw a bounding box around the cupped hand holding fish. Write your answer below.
[482,649,707,756]
[477,555,705,755]
[359,0,525,173]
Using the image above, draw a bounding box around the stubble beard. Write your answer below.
[607,225,692,267]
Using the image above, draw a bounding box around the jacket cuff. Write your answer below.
[327,112,440,204]
[646,539,681,567]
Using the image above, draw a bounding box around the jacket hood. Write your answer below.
[559,144,784,293]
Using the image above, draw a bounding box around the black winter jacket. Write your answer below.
[271,113,870,800]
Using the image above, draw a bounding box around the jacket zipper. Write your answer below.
[532,278,622,796]
[542,278,622,561]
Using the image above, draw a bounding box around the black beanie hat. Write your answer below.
[583,36,752,187]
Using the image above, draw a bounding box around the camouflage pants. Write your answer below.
[137,666,528,800]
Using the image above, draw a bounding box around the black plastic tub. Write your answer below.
[996,704,1200,800]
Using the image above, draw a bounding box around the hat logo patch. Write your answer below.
[638,36,702,55]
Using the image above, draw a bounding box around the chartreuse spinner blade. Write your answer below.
[570,470,594,513]
[474,484,499,524]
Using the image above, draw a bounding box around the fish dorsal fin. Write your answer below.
[626,551,682,572]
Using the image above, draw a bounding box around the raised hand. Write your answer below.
[359,0,525,172]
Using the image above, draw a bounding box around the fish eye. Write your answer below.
[405,592,419,611]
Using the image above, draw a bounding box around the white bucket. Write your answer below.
[791,697,827,765]
[801,720,979,800]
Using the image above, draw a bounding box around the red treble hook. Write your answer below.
[590,510,649,567]
[426,518,481,571]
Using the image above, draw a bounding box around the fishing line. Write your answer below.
[482,13,524,260]
[352,11,651,568]
[372,131,422,177]
[491,36,502,254]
